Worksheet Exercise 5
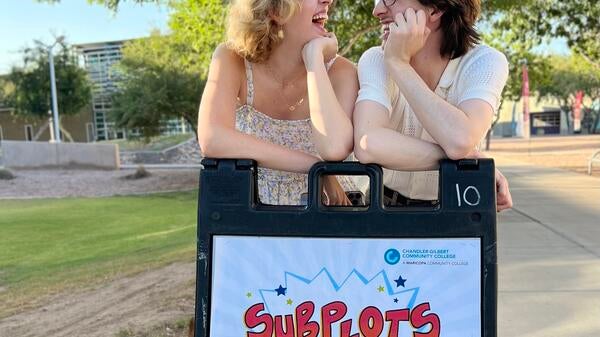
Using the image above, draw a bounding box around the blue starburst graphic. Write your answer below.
[258,268,419,313]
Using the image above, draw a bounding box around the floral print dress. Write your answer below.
[235,58,356,205]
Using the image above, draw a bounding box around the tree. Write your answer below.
[538,55,600,106]
[537,54,600,133]
[0,76,14,107]
[491,1,600,66]
[39,0,568,140]
[482,23,552,103]
[168,0,228,77]
[110,31,205,138]
[34,0,525,64]
[7,41,91,118]
[108,0,225,138]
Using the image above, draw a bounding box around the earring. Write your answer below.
[278,27,284,39]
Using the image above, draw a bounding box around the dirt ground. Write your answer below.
[0,262,195,337]
[485,135,600,177]
[1,135,598,337]
[0,168,199,199]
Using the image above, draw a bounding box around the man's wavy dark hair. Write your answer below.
[417,0,481,59]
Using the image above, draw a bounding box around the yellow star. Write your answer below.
[378,285,385,293]
[246,292,252,298]
[286,298,293,305]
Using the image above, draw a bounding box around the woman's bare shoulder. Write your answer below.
[211,43,245,74]
[329,56,358,81]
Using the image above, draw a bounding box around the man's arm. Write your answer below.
[385,62,494,160]
[353,100,447,171]
[353,101,513,211]
[353,47,447,171]
[383,9,507,160]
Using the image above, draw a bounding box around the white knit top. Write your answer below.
[356,44,509,200]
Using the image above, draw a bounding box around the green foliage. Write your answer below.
[491,0,600,66]
[109,0,226,137]
[110,31,204,138]
[7,42,91,117]
[32,0,532,68]
[483,25,552,102]
[537,54,600,108]
[168,0,228,77]
[38,0,600,135]
[0,76,13,107]
[0,168,16,180]
[328,0,379,62]
[121,165,151,180]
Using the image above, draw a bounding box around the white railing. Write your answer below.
[588,150,600,175]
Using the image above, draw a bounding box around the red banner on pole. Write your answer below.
[522,64,530,123]
[573,90,584,133]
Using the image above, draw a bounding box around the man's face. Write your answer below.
[372,0,430,41]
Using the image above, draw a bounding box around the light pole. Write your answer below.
[47,36,64,143]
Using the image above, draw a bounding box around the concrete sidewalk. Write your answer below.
[495,157,600,337]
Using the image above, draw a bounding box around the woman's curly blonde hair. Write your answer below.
[226,0,300,63]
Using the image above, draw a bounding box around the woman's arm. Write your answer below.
[303,35,356,161]
[198,44,321,173]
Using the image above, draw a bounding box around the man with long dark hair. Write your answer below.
[354,0,512,210]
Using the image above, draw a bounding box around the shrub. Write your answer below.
[0,167,15,180]
[121,165,151,180]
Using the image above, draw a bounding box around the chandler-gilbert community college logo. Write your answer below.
[210,237,481,337]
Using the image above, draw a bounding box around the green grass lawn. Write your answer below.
[0,191,198,318]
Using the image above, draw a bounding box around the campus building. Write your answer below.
[75,39,193,141]
[493,97,600,137]
[0,38,193,143]
[0,71,94,143]
[0,106,95,143]
[74,40,125,141]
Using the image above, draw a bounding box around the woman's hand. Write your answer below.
[322,175,352,206]
[302,33,338,69]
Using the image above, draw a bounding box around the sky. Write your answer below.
[0,0,170,74]
[0,1,570,75]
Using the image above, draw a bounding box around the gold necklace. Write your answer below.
[264,63,307,111]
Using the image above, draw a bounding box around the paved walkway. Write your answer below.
[495,157,600,337]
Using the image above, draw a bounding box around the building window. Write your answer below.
[25,125,33,141]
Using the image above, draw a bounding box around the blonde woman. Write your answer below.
[198,0,358,205]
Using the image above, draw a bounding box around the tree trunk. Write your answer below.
[486,102,502,151]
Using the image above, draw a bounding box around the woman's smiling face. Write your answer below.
[283,0,333,44]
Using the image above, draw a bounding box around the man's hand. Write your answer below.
[495,169,513,212]
[383,8,431,64]
[467,150,513,212]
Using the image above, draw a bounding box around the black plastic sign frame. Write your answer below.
[195,159,497,337]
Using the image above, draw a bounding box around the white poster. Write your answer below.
[211,236,481,337]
